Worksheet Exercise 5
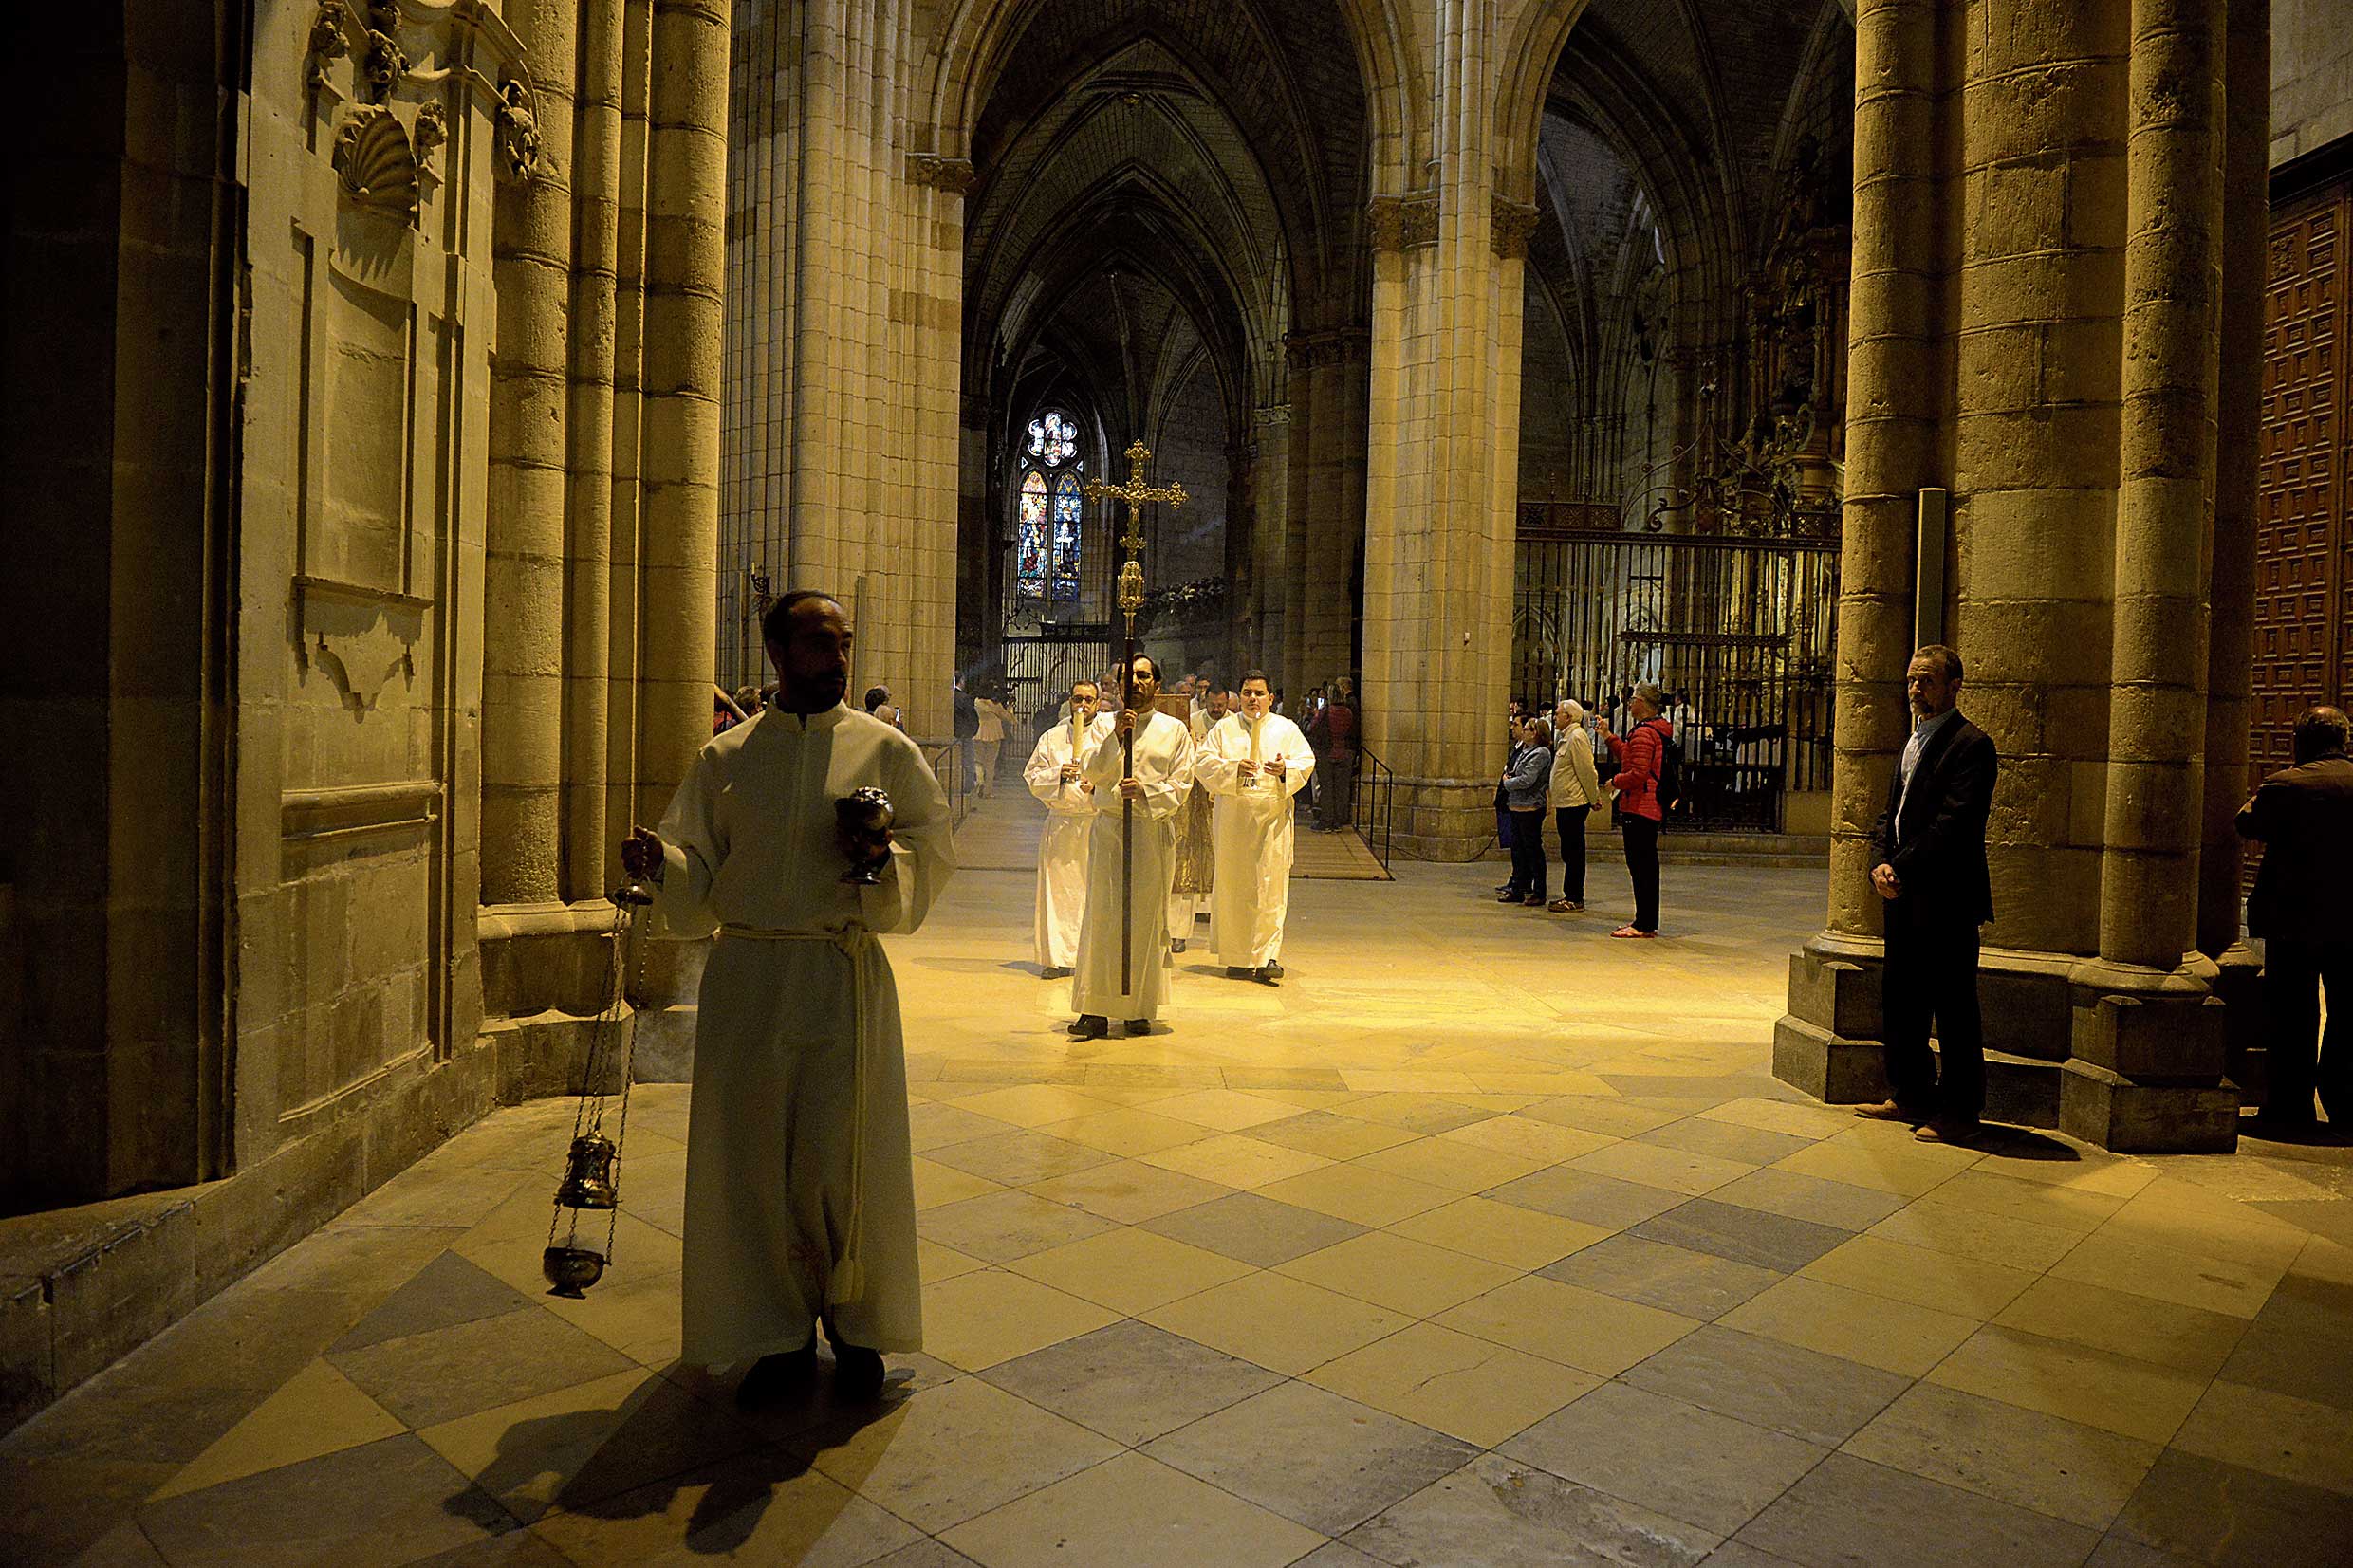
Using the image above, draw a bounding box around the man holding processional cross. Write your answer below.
[1066,440,1192,1039]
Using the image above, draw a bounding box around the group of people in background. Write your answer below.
[1496,683,1676,938]
[1025,657,1318,1041]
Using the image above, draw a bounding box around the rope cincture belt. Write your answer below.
[717,921,880,1308]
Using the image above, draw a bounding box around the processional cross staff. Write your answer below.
[1082,439,1187,991]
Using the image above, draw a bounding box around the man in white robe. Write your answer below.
[1167,685,1228,948]
[1195,671,1314,984]
[621,591,953,1407]
[1070,655,1194,1037]
[1024,676,1100,978]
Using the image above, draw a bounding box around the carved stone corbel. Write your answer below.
[908,154,977,194]
[412,101,448,174]
[306,0,351,96]
[494,78,544,184]
[360,3,407,103]
[296,577,430,713]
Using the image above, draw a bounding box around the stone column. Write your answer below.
[1360,4,1526,859]
[1250,403,1291,671]
[2201,0,2269,1083]
[2062,0,2234,1148]
[637,0,725,821]
[564,0,626,901]
[484,0,578,907]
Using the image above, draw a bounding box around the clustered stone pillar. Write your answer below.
[724,1,963,742]
[1357,3,1529,860]
[478,0,726,1028]
[1779,0,2262,1153]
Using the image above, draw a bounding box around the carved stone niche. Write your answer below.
[332,104,420,225]
[296,575,429,714]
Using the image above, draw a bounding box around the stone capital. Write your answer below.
[1491,196,1540,259]
[1282,328,1369,372]
[907,154,977,194]
[1366,191,1438,252]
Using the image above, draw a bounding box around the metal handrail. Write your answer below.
[1351,743,1396,874]
[919,738,972,829]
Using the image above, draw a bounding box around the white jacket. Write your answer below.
[1550,721,1604,809]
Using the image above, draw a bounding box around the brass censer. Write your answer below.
[544,874,657,1298]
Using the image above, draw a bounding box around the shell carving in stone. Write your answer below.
[332,105,420,224]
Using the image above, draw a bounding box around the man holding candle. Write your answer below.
[1195,671,1315,985]
[1022,676,1102,979]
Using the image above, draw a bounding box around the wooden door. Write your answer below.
[2254,185,2353,778]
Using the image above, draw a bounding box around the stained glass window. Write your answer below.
[1017,469,1048,598]
[1027,412,1077,467]
[1051,470,1083,601]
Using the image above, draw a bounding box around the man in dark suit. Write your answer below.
[1856,644,1997,1143]
[2236,705,2353,1132]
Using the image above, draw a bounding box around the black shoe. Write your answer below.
[1040,966,1070,980]
[1126,1018,1153,1036]
[1497,889,1526,903]
[1253,966,1281,987]
[735,1337,817,1409]
[1494,882,1515,895]
[1262,961,1284,980]
[1068,1014,1107,1040]
[832,1342,885,1400]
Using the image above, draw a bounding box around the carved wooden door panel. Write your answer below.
[2254,186,2351,784]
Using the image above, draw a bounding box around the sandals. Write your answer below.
[1609,926,1658,939]
[1547,899,1584,913]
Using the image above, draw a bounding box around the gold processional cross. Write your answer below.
[1080,440,1187,991]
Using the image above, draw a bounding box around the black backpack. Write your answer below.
[1647,720,1682,812]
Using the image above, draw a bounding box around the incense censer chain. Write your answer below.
[544,876,656,1298]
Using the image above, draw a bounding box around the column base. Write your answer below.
[2058,1061,2239,1153]
[1776,932,2240,1152]
[1389,780,1504,862]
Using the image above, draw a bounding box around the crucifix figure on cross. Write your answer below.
[1083,439,1187,990]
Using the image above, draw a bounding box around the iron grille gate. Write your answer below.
[1513,506,1839,833]
[1000,623,1119,740]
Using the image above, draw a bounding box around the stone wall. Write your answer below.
[2,0,725,1433]
[2272,0,2353,165]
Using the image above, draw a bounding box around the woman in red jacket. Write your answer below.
[1602,682,1671,937]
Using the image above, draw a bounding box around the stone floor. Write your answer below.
[8,825,2353,1567]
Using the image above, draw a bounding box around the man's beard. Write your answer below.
[787,672,846,708]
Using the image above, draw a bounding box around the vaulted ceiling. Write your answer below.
[964,0,1374,455]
